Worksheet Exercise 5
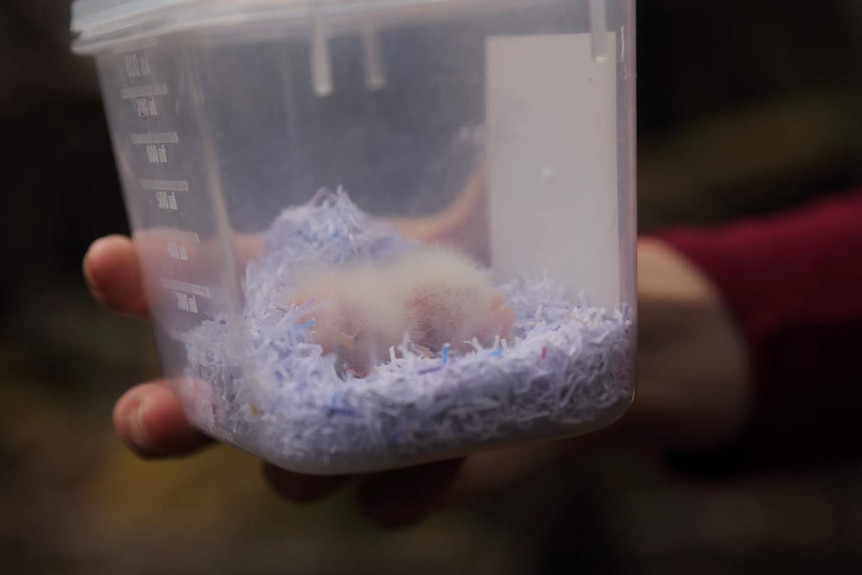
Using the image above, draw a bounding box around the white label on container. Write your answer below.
[486,33,619,307]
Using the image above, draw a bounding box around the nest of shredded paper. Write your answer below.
[179,190,632,473]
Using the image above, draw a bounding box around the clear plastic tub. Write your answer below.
[72,0,637,474]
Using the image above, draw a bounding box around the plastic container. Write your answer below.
[72,0,637,474]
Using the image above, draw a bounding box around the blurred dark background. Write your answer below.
[2,1,862,574]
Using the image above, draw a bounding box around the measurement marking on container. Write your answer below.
[155,190,178,210]
[124,53,152,79]
[154,229,199,244]
[135,97,158,117]
[174,292,199,313]
[120,83,168,99]
[146,144,168,164]
[166,241,189,261]
[140,179,189,192]
[161,279,210,298]
[130,132,178,145]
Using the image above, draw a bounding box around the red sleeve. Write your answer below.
[657,189,862,473]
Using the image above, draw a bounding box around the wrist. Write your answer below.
[620,238,753,451]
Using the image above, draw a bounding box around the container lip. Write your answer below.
[72,0,191,34]
[70,0,499,54]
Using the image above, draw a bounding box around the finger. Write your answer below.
[113,382,211,458]
[262,464,347,504]
[83,235,149,318]
[442,443,567,505]
[357,458,464,529]
[390,167,487,245]
[233,233,267,269]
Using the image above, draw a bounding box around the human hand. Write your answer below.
[627,238,752,451]
[83,235,473,528]
[84,233,753,528]
[81,172,504,529]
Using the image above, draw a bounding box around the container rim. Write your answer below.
[72,0,191,35]
[70,0,527,54]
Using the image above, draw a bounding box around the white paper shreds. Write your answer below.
[178,189,633,473]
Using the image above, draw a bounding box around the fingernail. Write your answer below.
[83,237,113,286]
[127,402,151,450]
[82,249,95,288]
